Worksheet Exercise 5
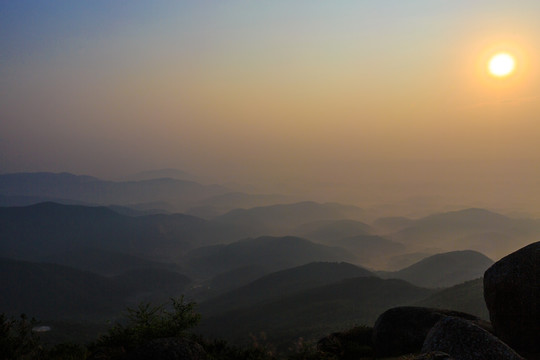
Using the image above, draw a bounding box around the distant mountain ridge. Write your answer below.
[294,219,373,241]
[386,208,540,259]
[0,172,228,211]
[0,202,246,264]
[186,192,301,219]
[214,201,366,236]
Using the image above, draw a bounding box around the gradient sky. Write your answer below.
[2,1,540,212]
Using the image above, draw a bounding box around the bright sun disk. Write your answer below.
[488,53,515,77]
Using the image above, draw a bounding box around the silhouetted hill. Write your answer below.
[388,208,540,259]
[415,278,489,319]
[200,265,270,298]
[328,235,406,269]
[379,250,493,288]
[0,202,245,263]
[113,268,191,302]
[184,236,356,278]
[384,251,437,271]
[0,194,92,207]
[372,216,415,232]
[186,192,301,219]
[199,276,433,347]
[0,258,129,320]
[199,262,375,315]
[107,204,172,217]
[214,201,365,236]
[125,168,197,182]
[293,219,373,242]
[0,172,228,211]
[42,247,181,276]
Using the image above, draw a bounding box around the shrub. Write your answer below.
[0,313,45,360]
[95,296,201,350]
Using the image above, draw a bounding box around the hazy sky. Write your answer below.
[2,1,540,211]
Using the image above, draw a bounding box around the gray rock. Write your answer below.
[127,337,207,360]
[372,306,490,357]
[422,316,523,360]
[484,241,540,357]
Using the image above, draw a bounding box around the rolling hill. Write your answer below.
[199,262,375,315]
[322,235,406,269]
[213,201,366,237]
[183,236,356,278]
[0,202,246,264]
[186,192,301,219]
[0,257,192,321]
[414,278,489,319]
[198,276,434,348]
[42,247,181,276]
[378,250,493,288]
[293,219,373,242]
[0,258,130,320]
[387,208,540,258]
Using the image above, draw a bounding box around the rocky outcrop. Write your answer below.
[372,306,491,357]
[484,241,540,357]
[422,316,524,360]
[126,338,207,360]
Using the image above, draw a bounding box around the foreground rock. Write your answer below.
[484,241,540,357]
[422,316,523,360]
[372,307,491,357]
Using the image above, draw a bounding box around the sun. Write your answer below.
[488,53,516,77]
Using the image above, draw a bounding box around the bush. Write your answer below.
[95,296,201,350]
[0,313,44,360]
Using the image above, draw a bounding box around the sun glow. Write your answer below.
[488,53,516,77]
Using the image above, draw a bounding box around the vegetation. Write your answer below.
[94,296,201,350]
[0,296,377,359]
[0,313,43,360]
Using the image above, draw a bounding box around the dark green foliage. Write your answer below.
[45,343,88,360]
[317,326,373,360]
[95,296,201,350]
[196,335,278,360]
[288,338,337,360]
[0,313,44,360]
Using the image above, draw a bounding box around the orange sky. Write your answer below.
[2,1,540,214]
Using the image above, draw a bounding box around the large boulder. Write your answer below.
[422,316,523,360]
[484,241,540,356]
[372,307,491,357]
